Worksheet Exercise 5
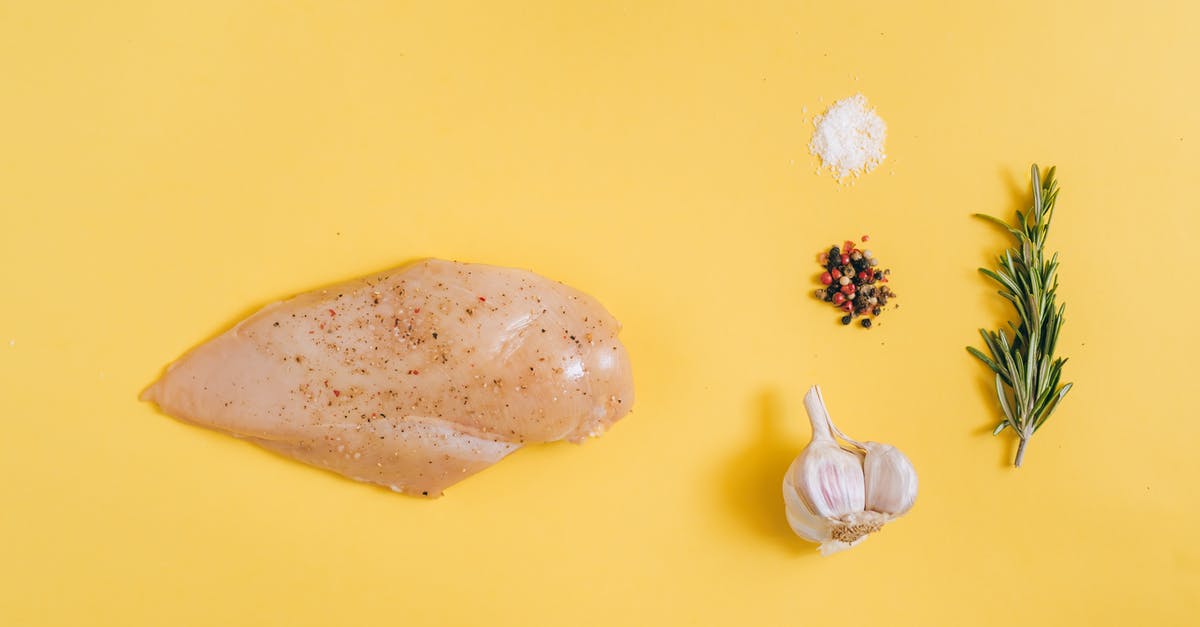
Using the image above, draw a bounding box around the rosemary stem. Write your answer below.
[1014,437,1029,468]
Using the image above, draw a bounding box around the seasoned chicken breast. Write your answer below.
[141,259,634,496]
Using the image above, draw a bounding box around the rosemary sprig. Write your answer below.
[968,164,1073,467]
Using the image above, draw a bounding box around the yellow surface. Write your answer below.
[2,1,1198,625]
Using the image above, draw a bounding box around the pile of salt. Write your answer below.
[809,94,887,182]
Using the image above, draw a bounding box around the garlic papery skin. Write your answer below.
[781,385,918,555]
[782,467,832,544]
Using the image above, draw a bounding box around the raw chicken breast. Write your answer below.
[142,259,634,497]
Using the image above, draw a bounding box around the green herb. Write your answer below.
[968,164,1073,467]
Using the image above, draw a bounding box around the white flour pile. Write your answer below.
[808,94,887,182]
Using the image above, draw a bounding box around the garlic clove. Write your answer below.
[782,461,832,544]
[793,440,865,519]
[794,386,866,519]
[862,442,918,516]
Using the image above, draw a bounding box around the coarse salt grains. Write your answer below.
[808,94,887,182]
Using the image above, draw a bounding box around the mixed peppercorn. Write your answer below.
[815,235,896,328]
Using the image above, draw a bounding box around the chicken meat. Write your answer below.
[141,259,635,496]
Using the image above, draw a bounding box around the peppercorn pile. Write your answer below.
[815,236,896,328]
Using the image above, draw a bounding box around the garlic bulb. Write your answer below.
[782,385,918,555]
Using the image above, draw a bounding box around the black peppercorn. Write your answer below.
[861,319,872,328]
[840,315,852,325]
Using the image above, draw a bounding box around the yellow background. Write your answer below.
[2,1,1198,625]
